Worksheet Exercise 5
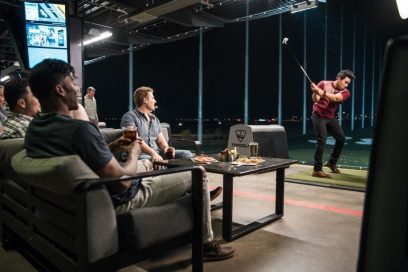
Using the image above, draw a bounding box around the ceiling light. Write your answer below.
[83,31,112,46]
[396,0,408,19]
[290,0,318,14]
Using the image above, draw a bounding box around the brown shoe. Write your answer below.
[203,239,235,262]
[312,170,331,178]
[210,186,223,201]
[325,162,341,173]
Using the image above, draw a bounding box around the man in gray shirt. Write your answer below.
[121,86,222,201]
[121,86,193,161]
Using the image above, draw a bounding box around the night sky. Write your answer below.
[83,0,405,129]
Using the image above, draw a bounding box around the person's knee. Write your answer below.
[176,150,193,158]
[316,135,327,144]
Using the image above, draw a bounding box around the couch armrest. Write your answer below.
[77,165,204,270]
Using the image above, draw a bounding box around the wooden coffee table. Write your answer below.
[156,156,298,241]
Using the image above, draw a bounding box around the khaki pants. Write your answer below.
[115,171,214,243]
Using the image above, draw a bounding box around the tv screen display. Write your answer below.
[24,1,69,68]
[24,2,66,23]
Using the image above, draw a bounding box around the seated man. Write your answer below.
[121,86,222,201]
[0,84,8,133]
[26,59,234,261]
[121,86,193,161]
[0,78,41,139]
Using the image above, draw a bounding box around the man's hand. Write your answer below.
[151,151,164,162]
[311,83,324,103]
[108,136,131,153]
[124,138,142,157]
[164,146,175,159]
[311,83,320,94]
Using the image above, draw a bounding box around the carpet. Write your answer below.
[286,166,368,191]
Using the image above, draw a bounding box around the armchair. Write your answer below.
[160,122,200,155]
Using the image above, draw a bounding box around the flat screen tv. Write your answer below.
[24,1,69,68]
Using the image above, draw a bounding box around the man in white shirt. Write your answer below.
[84,86,99,127]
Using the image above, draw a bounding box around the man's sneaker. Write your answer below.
[210,186,223,201]
[325,162,341,173]
[203,239,235,262]
[312,170,331,178]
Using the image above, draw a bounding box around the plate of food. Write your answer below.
[231,157,265,166]
[192,155,219,164]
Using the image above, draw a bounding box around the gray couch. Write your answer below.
[0,132,204,272]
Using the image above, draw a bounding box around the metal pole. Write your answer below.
[324,0,328,79]
[339,3,343,126]
[197,28,203,143]
[361,23,366,129]
[351,14,356,131]
[302,13,307,135]
[244,0,249,124]
[278,14,282,125]
[128,43,133,111]
[371,31,376,128]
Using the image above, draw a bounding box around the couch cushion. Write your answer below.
[0,138,24,172]
[100,128,122,144]
[117,194,193,251]
[11,150,99,194]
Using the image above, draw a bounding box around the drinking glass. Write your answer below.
[122,125,138,142]
[249,142,259,158]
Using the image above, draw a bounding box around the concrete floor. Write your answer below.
[0,164,365,272]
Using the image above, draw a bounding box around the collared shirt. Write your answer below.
[0,112,32,139]
[84,96,98,120]
[0,107,7,129]
[312,80,351,119]
[121,109,162,153]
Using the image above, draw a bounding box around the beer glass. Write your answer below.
[249,142,259,158]
[122,125,138,142]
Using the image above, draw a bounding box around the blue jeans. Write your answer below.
[311,113,346,171]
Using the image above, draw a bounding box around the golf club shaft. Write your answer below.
[284,43,313,84]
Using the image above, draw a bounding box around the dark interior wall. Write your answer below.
[84,0,403,129]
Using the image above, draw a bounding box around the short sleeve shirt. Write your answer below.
[312,80,351,119]
[25,113,112,171]
[121,109,162,153]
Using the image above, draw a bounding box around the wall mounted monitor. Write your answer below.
[24,1,69,68]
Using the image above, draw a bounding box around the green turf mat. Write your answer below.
[286,166,368,190]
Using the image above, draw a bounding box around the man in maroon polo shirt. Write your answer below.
[310,69,356,178]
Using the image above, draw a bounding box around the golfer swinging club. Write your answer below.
[310,69,356,178]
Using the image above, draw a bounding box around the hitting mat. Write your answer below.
[286,166,368,191]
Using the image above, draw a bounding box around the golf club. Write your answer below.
[282,37,313,84]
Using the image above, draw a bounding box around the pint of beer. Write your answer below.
[249,142,259,158]
[122,125,138,141]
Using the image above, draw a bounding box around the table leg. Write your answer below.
[276,168,285,216]
[221,168,286,242]
[222,174,233,241]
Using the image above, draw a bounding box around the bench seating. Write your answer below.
[0,134,204,272]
